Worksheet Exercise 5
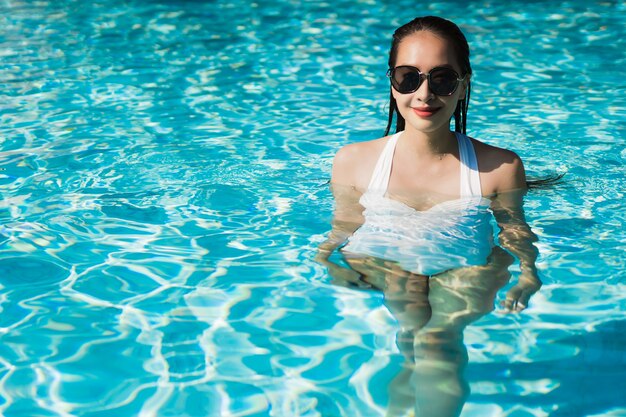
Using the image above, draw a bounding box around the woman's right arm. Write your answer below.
[315,183,364,260]
[314,181,366,287]
[316,145,365,261]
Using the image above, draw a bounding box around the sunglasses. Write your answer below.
[387,66,465,96]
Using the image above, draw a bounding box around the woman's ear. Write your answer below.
[391,85,401,102]
[458,75,471,98]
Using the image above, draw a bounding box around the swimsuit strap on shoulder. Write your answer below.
[456,132,482,197]
[367,131,402,193]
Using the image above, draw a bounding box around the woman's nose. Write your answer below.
[413,76,434,102]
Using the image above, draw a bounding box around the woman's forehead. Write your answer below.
[395,31,460,71]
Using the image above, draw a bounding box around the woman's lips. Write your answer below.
[413,107,441,117]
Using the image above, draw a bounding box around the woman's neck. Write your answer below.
[399,124,458,159]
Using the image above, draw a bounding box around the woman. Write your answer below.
[315,16,543,416]
[317,15,541,311]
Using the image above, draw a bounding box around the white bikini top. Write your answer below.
[341,130,494,276]
[367,130,482,197]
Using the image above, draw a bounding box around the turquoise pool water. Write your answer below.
[1,0,625,416]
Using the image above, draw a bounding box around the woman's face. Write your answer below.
[391,30,468,134]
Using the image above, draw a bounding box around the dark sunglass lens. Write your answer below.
[393,67,422,93]
[430,68,459,95]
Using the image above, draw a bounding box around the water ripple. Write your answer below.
[1,0,625,416]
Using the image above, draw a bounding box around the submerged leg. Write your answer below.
[383,272,431,417]
[412,247,514,417]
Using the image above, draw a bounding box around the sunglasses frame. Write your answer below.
[387,65,466,96]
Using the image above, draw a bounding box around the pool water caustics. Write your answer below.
[1,0,625,416]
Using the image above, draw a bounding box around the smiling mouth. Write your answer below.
[413,107,441,117]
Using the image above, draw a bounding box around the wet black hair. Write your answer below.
[384,16,471,136]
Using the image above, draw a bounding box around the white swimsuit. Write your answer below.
[341,131,494,276]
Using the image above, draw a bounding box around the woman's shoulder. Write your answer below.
[469,136,527,194]
[334,136,388,163]
[470,136,522,163]
[331,135,391,188]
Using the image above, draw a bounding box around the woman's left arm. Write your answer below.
[488,151,542,311]
[491,190,542,311]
